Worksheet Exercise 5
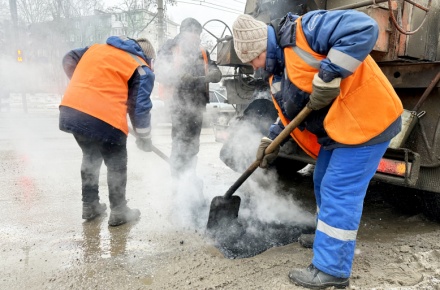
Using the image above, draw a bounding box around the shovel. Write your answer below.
[206,106,313,230]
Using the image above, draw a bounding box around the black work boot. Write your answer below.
[299,233,315,248]
[288,264,349,289]
[108,205,141,227]
[82,200,107,220]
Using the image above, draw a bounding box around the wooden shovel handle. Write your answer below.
[223,106,313,199]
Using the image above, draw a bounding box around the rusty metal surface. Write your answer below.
[377,62,440,88]
[395,86,440,168]
[359,6,391,53]
[404,0,440,61]
[327,0,387,10]
[328,0,440,62]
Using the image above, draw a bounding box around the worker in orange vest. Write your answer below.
[232,11,402,288]
[60,36,156,227]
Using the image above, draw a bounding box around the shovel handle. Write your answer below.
[151,145,169,163]
[223,106,313,199]
[128,126,170,163]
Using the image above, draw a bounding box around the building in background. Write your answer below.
[1,8,179,95]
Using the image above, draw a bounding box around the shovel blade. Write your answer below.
[206,195,241,231]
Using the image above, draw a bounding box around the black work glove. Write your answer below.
[307,73,341,110]
[136,136,152,152]
[256,137,280,168]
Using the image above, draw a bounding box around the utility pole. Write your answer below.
[9,0,18,48]
[9,0,18,25]
[9,0,21,61]
[157,0,165,48]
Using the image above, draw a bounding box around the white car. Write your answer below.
[205,90,236,126]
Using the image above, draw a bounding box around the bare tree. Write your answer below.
[17,0,51,24]
[49,0,104,19]
[0,0,10,20]
[16,0,103,24]
[106,0,175,38]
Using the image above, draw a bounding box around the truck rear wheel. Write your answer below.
[380,184,424,215]
[273,157,308,178]
[421,192,440,222]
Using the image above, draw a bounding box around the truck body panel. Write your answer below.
[210,0,440,220]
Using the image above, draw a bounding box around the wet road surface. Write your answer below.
[1,111,439,289]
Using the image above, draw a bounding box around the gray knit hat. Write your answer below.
[232,14,268,63]
[136,38,156,59]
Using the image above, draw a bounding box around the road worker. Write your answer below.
[232,10,403,288]
[60,36,156,226]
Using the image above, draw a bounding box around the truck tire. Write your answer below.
[380,184,424,215]
[421,192,440,222]
[273,157,308,178]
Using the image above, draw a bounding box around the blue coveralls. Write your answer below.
[265,10,402,277]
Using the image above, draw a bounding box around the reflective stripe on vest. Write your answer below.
[269,75,320,159]
[285,17,403,145]
[61,44,149,135]
[126,51,147,76]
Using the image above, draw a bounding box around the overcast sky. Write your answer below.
[166,0,246,28]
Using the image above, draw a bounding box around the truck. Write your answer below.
[203,0,440,221]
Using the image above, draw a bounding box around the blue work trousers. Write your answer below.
[312,141,390,278]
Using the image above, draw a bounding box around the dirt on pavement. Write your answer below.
[1,113,439,290]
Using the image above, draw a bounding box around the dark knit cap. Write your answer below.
[180,18,203,34]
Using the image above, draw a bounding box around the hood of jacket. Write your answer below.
[265,25,284,78]
[106,36,149,63]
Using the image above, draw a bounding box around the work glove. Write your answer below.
[256,137,280,169]
[306,73,341,111]
[136,136,152,152]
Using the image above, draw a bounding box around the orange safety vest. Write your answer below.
[272,16,403,157]
[61,44,150,135]
[269,77,321,159]
[158,47,209,101]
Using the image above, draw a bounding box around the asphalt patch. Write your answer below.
[207,218,314,259]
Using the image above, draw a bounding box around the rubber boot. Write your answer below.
[82,200,107,220]
[108,205,141,227]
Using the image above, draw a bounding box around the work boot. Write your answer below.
[82,200,107,220]
[298,233,315,248]
[288,264,349,289]
[108,205,141,227]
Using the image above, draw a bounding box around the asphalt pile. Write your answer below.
[208,218,313,259]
